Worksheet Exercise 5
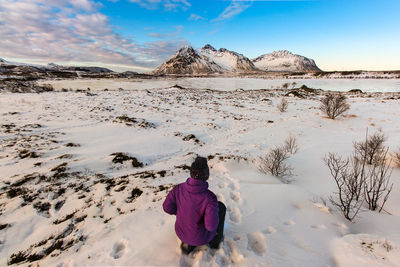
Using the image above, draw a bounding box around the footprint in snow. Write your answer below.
[311,224,327,230]
[229,207,242,223]
[230,191,241,202]
[263,226,277,234]
[284,220,295,226]
[218,182,227,189]
[225,239,244,263]
[229,182,239,191]
[247,232,267,256]
[111,240,126,259]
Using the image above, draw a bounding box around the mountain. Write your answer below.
[47,63,113,73]
[199,44,257,72]
[153,45,321,75]
[153,46,223,75]
[252,50,321,72]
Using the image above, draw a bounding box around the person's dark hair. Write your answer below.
[190,156,210,181]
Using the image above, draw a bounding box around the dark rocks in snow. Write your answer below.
[18,149,40,159]
[348,89,363,93]
[126,188,143,203]
[183,134,200,143]
[0,79,54,93]
[110,152,143,168]
[114,115,156,129]
[33,201,51,216]
[285,90,305,98]
[0,223,11,231]
[175,164,191,170]
[65,142,80,147]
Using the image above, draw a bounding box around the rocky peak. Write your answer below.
[177,46,197,56]
[202,44,216,51]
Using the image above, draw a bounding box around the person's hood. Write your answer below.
[183,178,209,194]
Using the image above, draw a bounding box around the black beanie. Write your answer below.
[190,156,210,181]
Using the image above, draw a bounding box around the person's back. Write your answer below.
[163,156,226,254]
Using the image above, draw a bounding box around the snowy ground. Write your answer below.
[1,83,400,266]
[40,77,400,92]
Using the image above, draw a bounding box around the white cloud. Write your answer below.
[129,0,190,10]
[212,0,252,22]
[148,25,184,39]
[188,13,206,21]
[0,0,187,71]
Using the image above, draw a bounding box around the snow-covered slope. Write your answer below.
[199,44,257,72]
[252,50,321,72]
[153,46,224,75]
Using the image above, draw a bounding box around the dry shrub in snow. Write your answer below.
[284,135,299,154]
[394,150,400,167]
[354,131,387,165]
[259,147,292,183]
[319,93,350,119]
[325,153,364,221]
[277,98,288,112]
[325,132,394,221]
[363,149,393,211]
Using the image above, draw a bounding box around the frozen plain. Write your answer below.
[1,78,400,266]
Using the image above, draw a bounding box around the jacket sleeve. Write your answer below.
[204,197,219,232]
[163,186,177,215]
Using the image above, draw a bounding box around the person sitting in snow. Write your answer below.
[163,156,226,255]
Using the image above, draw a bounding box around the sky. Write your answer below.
[0,0,399,72]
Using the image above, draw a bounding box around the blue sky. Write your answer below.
[0,0,399,72]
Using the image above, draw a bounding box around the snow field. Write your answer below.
[0,84,400,266]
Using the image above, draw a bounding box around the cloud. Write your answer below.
[188,13,206,21]
[129,0,191,11]
[0,0,187,71]
[212,0,252,22]
[147,25,184,39]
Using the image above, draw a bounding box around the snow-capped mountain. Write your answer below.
[153,46,224,75]
[153,45,321,75]
[252,50,321,72]
[199,44,257,72]
[153,45,257,75]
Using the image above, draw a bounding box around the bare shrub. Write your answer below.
[325,153,364,221]
[277,98,288,112]
[284,135,299,154]
[319,93,350,119]
[259,147,292,183]
[326,132,394,220]
[363,148,393,212]
[394,149,400,167]
[354,131,387,165]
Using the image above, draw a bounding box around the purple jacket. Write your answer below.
[163,178,219,246]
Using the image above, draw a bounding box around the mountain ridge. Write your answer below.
[153,45,321,75]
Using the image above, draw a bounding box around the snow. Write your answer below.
[39,77,400,92]
[199,48,255,72]
[1,81,400,266]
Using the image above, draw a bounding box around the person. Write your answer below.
[163,156,226,255]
